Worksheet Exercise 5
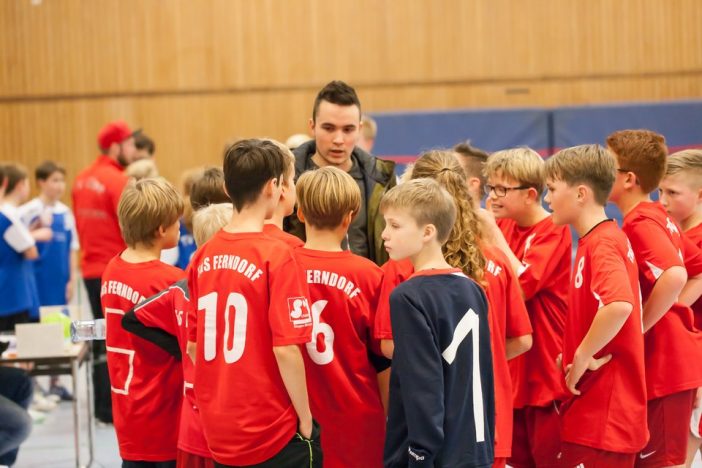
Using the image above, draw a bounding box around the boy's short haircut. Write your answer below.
[189,167,230,211]
[544,144,615,206]
[484,147,545,196]
[266,138,296,181]
[312,81,361,122]
[180,167,206,197]
[35,161,66,181]
[3,164,28,194]
[223,139,289,212]
[296,166,361,230]
[453,142,489,191]
[665,149,702,189]
[361,115,377,140]
[118,178,184,247]
[134,133,155,156]
[606,129,667,193]
[125,159,159,181]
[380,178,456,244]
[192,203,233,246]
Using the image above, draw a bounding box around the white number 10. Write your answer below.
[199,292,248,363]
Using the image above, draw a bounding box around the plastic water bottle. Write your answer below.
[70,319,106,342]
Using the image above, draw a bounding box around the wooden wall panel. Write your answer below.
[1,0,701,97]
[1,0,701,206]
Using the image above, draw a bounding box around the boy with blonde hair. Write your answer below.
[186,139,319,467]
[607,130,702,467]
[101,178,186,466]
[122,202,234,468]
[544,144,648,465]
[294,166,386,467]
[381,178,494,467]
[484,147,570,467]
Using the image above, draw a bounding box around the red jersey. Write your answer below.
[374,259,414,340]
[263,223,304,249]
[561,220,647,452]
[132,279,210,458]
[102,256,185,461]
[482,244,533,458]
[623,201,702,399]
[72,155,128,278]
[188,230,312,466]
[497,216,571,407]
[685,223,702,330]
[294,248,386,468]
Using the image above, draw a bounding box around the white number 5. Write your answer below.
[305,300,335,365]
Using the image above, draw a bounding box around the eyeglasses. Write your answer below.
[484,184,531,197]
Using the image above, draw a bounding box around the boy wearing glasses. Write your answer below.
[484,148,571,468]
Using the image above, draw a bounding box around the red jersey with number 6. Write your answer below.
[188,231,312,466]
[561,220,647,452]
[294,248,386,468]
[102,256,185,461]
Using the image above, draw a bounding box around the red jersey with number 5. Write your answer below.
[102,256,185,461]
[561,220,648,452]
[188,231,312,466]
[294,248,386,468]
[623,202,702,399]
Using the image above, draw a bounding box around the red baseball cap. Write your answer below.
[97,120,140,151]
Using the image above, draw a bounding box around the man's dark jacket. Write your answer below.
[284,140,396,265]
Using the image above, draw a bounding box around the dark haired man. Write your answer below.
[286,80,396,265]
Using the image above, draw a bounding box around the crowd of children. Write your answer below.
[3,120,702,468]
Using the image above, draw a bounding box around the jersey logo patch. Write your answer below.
[288,297,312,328]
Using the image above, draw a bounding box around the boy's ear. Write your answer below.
[526,187,541,204]
[308,117,315,133]
[296,206,306,224]
[340,210,355,230]
[576,184,589,203]
[621,170,638,190]
[422,223,437,243]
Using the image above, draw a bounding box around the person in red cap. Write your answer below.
[72,120,138,424]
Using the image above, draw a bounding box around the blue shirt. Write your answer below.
[19,199,78,307]
[384,270,495,468]
[175,222,196,270]
[0,205,39,318]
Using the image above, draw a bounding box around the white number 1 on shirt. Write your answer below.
[441,308,485,442]
[199,292,248,363]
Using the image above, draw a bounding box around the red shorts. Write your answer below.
[635,389,695,467]
[176,449,214,468]
[509,404,561,468]
[560,442,635,468]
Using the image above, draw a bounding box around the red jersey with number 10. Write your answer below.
[294,248,386,468]
[102,256,185,461]
[188,231,312,466]
[561,220,647,453]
